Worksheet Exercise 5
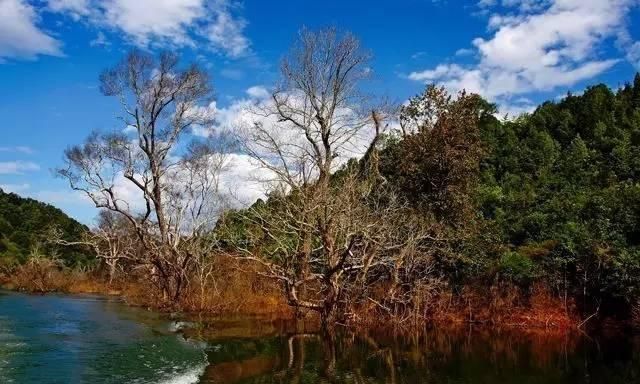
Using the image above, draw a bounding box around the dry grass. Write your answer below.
[353,282,576,331]
[1,257,575,331]
[1,255,293,319]
[177,255,292,318]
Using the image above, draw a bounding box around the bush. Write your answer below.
[498,251,537,286]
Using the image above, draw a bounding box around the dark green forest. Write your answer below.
[478,73,640,314]
[0,188,90,268]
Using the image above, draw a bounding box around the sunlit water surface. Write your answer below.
[1,290,639,383]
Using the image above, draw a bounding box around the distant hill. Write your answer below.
[0,189,92,267]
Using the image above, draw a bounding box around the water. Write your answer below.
[0,291,207,384]
[1,290,639,384]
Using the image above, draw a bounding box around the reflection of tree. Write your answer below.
[321,331,338,383]
[281,334,314,384]
[201,354,280,383]
[194,328,635,384]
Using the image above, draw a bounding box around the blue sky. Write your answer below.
[1,0,639,224]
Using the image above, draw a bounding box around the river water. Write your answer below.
[0,290,638,383]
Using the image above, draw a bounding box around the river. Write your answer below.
[0,290,638,383]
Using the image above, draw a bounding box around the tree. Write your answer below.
[91,210,137,283]
[389,85,491,225]
[229,28,428,328]
[57,50,227,303]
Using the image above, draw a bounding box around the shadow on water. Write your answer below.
[185,318,640,384]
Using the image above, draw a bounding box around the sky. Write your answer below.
[1,0,639,225]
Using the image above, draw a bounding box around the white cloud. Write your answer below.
[0,0,62,61]
[45,0,251,58]
[409,0,637,112]
[218,153,271,207]
[0,161,40,174]
[30,188,97,223]
[408,64,467,82]
[246,85,269,99]
[480,0,553,13]
[627,42,640,70]
[89,31,110,47]
[617,29,640,71]
[46,0,90,19]
[498,99,536,119]
[205,6,250,57]
[101,0,203,47]
[455,48,474,56]
[212,88,377,185]
[191,84,382,207]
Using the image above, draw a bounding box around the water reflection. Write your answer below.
[191,322,640,384]
[2,291,639,384]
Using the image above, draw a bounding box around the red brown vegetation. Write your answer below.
[1,256,574,331]
[352,282,576,331]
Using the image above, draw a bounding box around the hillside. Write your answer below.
[0,189,91,267]
[218,74,640,321]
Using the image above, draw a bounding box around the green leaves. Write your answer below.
[478,73,640,302]
[498,251,537,285]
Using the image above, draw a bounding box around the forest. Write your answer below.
[0,188,89,267]
[3,27,640,331]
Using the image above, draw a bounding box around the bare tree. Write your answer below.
[57,50,227,303]
[229,28,429,328]
[49,210,138,284]
[91,210,137,283]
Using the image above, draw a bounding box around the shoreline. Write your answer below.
[0,273,596,335]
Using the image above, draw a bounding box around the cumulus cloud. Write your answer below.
[0,161,40,174]
[408,0,638,115]
[190,85,382,206]
[44,0,251,58]
[0,0,62,61]
[101,0,203,47]
[245,85,270,99]
[217,152,271,207]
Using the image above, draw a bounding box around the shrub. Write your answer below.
[498,251,537,286]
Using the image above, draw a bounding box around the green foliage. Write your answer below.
[0,188,92,268]
[498,252,537,285]
[479,73,640,306]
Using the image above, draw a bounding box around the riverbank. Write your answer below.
[0,259,586,333]
[0,256,295,319]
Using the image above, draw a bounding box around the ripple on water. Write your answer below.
[154,362,208,384]
[0,315,27,384]
[0,292,209,384]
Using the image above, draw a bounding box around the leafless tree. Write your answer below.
[229,28,432,328]
[57,50,228,303]
[91,210,138,283]
[49,210,138,283]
